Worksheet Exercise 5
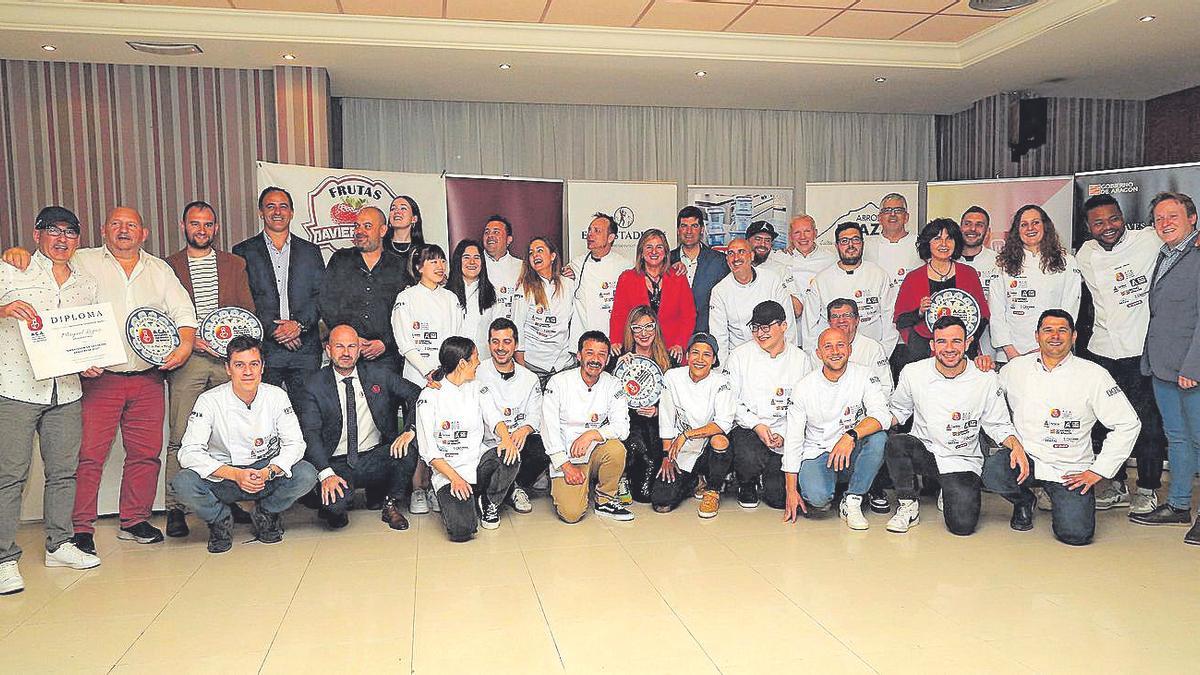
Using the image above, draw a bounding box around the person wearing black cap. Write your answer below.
[725,300,816,510]
[651,333,735,517]
[1,207,104,592]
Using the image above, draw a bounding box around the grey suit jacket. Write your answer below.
[1141,238,1200,382]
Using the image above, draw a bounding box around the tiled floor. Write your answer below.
[2,490,1198,674]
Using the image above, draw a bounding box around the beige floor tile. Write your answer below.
[521,544,641,585]
[24,574,186,624]
[413,549,533,590]
[414,582,543,634]
[412,623,561,672]
[121,603,289,663]
[552,613,712,671]
[261,639,409,673]
[535,573,673,625]
[306,531,419,567]
[113,650,267,674]
[273,591,415,646]
[0,614,157,673]
[294,556,416,600]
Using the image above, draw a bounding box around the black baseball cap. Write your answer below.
[745,221,778,240]
[34,206,80,231]
[747,300,786,327]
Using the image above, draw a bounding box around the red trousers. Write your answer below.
[72,371,166,533]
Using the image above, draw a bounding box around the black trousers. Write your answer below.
[650,443,732,511]
[263,364,319,397]
[513,434,550,490]
[1084,350,1165,489]
[728,427,786,509]
[320,444,416,516]
[625,412,661,503]
[436,450,520,543]
[884,434,982,536]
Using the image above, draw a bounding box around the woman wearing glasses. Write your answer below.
[613,305,678,503]
[610,229,696,360]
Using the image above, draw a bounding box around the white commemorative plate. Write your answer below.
[613,354,664,409]
[925,288,982,336]
[199,307,263,357]
[125,307,180,366]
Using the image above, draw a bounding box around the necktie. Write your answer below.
[344,377,359,466]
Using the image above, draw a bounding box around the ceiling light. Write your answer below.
[874,76,887,83]
[282,53,297,61]
[1138,15,1156,22]
[126,41,203,56]
[968,0,1038,11]
[694,70,707,78]
[498,63,512,70]
[40,44,56,52]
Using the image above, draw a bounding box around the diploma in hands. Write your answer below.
[19,302,126,380]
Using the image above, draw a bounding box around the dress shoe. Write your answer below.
[382,497,410,531]
[166,509,189,538]
[1010,502,1034,531]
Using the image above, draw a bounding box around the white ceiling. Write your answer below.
[2,0,1198,114]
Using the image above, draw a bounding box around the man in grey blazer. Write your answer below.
[670,206,728,334]
[1130,191,1200,546]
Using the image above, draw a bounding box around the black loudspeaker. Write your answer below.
[1008,97,1048,161]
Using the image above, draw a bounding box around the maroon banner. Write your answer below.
[445,176,564,256]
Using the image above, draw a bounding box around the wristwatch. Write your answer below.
[845,428,859,442]
[265,465,281,480]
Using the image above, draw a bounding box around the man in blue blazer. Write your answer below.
[232,187,325,395]
[292,324,422,531]
[670,206,729,334]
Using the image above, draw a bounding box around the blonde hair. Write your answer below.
[622,305,671,372]
[517,236,563,309]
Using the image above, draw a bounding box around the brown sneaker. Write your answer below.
[698,490,720,519]
[382,497,410,531]
[693,476,708,500]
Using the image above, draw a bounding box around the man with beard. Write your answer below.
[670,206,728,333]
[482,215,524,320]
[884,316,1026,535]
[318,206,410,372]
[233,187,324,395]
[709,238,795,359]
[782,327,888,530]
[163,201,256,538]
[957,206,1000,358]
[1076,194,1167,513]
[747,221,791,280]
[564,212,631,335]
[803,223,897,359]
[771,215,836,348]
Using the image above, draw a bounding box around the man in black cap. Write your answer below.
[747,221,794,283]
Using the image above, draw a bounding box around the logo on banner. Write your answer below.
[302,175,397,252]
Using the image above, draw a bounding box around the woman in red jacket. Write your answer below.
[610,228,696,360]
[894,218,990,367]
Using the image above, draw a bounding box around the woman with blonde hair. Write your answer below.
[614,305,678,503]
[610,228,695,359]
[511,236,579,384]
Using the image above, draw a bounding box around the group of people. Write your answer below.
[1,185,1198,596]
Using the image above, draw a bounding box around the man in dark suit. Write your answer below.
[1130,191,1200,546]
[670,206,729,334]
[293,324,421,531]
[231,187,325,395]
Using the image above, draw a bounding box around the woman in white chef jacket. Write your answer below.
[511,236,579,385]
[416,337,521,542]
[446,239,501,350]
[988,204,1081,361]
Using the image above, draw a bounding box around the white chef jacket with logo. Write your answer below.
[541,368,630,476]
[415,378,504,493]
[709,267,796,359]
[569,251,631,334]
[782,364,890,472]
[851,333,894,400]
[726,341,816,442]
[476,358,543,448]
[960,248,1001,358]
[988,250,1082,356]
[512,275,580,373]
[771,247,837,347]
[178,383,306,481]
[865,231,922,293]
[485,252,524,320]
[658,367,735,472]
[1076,228,1159,360]
[804,261,898,354]
[391,282,463,386]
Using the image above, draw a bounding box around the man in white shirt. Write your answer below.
[866,193,921,370]
[0,207,103,593]
[747,221,789,279]
[825,298,893,400]
[476,318,546,514]
[652,333,735,518]
[172,336,317,554]
[483,215,524,320]
[709,238,795,358]
[803,223,897,357]
[726,301,815,511]
[1076,194,1166,513]
[885,316,1027,535]
[982,310,1140,546]
[782,328,889,530]
[564,213,631,335]
[542,331,634,523]
[771,215,836,348]
[958,206,1000,358]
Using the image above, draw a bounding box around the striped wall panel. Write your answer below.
[273,65,331,168]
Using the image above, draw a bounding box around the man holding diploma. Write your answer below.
[0,207,104,595]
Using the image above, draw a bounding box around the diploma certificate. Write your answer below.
[19,302,126,380]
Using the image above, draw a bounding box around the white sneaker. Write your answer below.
[508,487,533,514]
[617,476,633,505]
[937,490,944,512]
[887,499,920,533]
[1130,488,1159,515]
[840,494,869,531]
[1094,480,1131,510]
[0,560,24,595]
[427,488,441,513]
[44,542,100,570]
[409,490,430,515]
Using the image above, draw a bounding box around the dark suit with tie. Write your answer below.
[671,244,729,334]
[293,361,422,515]
[232,232,325,393]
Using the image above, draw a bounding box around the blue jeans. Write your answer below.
[1152,377,1200,511]
[171,459,318,525]
[981,449,1095,546]
[797,431,886,509]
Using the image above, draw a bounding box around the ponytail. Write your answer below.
[434,336,476,381]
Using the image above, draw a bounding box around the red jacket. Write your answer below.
[609,268,696,351]
[894,262,989,342]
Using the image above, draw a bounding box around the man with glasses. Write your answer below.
[726,301,815,510]
[804,222,897,360]
[865,193,921,374]
[709,238,795,360]
[670,206,728,334]
[826,298,893,400]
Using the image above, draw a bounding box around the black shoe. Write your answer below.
[71,532,96,555]
[1010,502,1034,531]
[364,492,385,511]
[593,501,635,521]
[868,489,891,514]
[803,502,833,519]
[1129,503,1192,527]
[230,502,253,525]
[251,505,284,544]
[381,497,410,531]
[737,484,759,509]
[478,495,500,530]
[1185,520,1200,546]
[207,514,233,554]
[118,521,164,544]
[166,509,189,538]
[324,510,349,530]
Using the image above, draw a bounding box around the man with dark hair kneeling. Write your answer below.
[171,336,317,553]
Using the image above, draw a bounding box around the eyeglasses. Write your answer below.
[750,320,783,334]
[40,226,80,239]
[880,207,907,215]
[630,322,658,334]
[829,312,857,321]
[836,236,863,245]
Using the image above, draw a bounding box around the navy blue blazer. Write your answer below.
[231,232,325,370]
[671,244,729,334]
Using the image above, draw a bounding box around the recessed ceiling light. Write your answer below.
[498,63,512,70]
[1138,15,1156,22]
[874,76,888,83]
[282,53,297,61]
[694,70,707,78]
[40,44,57,52]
